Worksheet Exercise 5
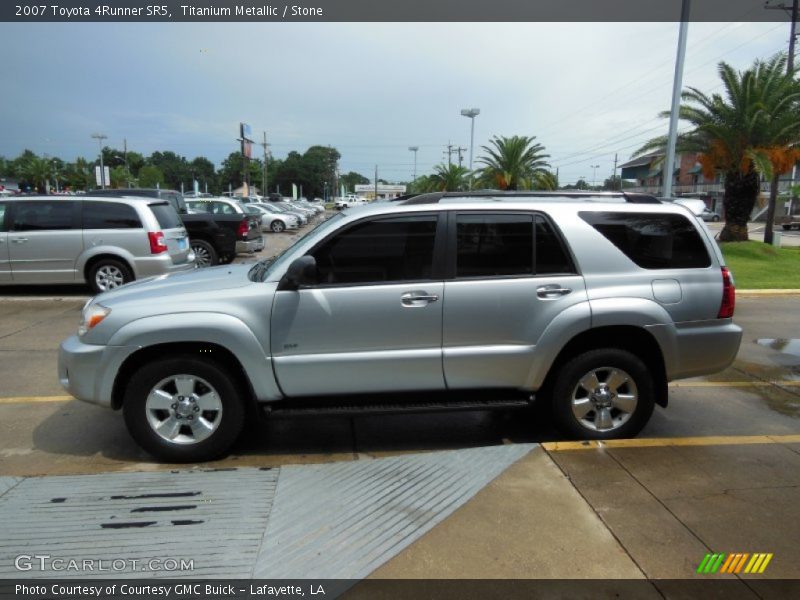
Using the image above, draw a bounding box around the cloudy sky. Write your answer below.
[0,15,792,186]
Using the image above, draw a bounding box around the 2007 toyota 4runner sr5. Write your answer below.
[59,192,742,461]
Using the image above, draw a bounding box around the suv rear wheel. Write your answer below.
[122,357,245,462]
[88,258,133,294]
[551,349,654,440]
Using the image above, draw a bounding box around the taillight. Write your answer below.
[237,218,249,239]
[148,231,168,254]
[718,266,735,318]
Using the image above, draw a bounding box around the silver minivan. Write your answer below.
[0,196,195,293]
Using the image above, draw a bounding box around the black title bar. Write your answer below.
[1,0,796,23]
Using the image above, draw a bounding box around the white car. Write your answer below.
[245,204,299,232]
[253,202,309,226]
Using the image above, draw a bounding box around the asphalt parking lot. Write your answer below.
[1,219,799,585]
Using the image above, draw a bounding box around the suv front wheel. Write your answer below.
[122,357,245,462]
[551,348,655,440]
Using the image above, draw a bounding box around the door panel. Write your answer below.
[271,213,445,397]
[8,201,82,283]
[271,283,445,396]
[442,211,587,389]
[443,275,587,388]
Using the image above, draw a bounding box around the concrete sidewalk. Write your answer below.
[368,436,800,591]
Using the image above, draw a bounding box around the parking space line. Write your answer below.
[542,434,800,452]
[0,395,73,405]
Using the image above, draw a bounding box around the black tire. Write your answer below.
[550,348,655,440]
[270,219,286,233]
[122,357,246,462]
[712,215,720,222]
[782,224,791,231]
[191,239,219,268]
[87,258,133,294]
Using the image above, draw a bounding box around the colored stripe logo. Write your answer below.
[697,552,773,574]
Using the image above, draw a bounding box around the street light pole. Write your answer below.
[663,0,691,198]
[408,146,419,181]
[460,108,480,188]
[591,164,600,188]
[91,133,108,189]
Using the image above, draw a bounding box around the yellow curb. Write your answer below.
[737,289,800,296]
[542,434,800,452]
[669,381,800,387]
[0,396,73,405]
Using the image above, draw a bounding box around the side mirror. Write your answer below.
[278,255,317,290]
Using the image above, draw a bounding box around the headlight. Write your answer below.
[79,304,111,336]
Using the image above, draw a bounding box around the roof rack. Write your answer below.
[396,190,661,205]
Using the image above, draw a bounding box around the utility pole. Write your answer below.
[765,0,799,71]
[374,164,378,200]
[456,146,467,167]
[663,0,691,199]
[613,153,619,190]
[260,131,270,196]
[444,142,457,166]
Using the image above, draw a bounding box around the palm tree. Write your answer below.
[424,164,470,192]
[635,54,800,242]
[531,170,559,191]
[22,155,52,193]
[475,135,550,190]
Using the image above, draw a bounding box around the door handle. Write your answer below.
[11,238,28,244]
[537,284,572,298]
[401,291,440,306]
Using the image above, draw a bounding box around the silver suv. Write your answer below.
[58,192,742,461]
[1,196,195,293]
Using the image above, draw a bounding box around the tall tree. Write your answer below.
[475,135,550,190]
[635,54,800,242]
[340,171,369,193]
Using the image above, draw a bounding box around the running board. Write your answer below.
[262,392,533,418]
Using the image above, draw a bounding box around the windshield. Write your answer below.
[248,212,344,282]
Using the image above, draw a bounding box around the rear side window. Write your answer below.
[149,202,182,229]
[11,201,77,231]
[83,201,141,229]
[456,214,533,277]
[580,211,711,269]
[312,216,438,285]
[455,213,574,278]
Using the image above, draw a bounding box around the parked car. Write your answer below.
[89,188,238,268]
[700,208,721,222]
[185,198,264,255]
[244,204,299,233]
[335,194,369,210]
[256,202,308,226]
[1,195,195,293]
[58,191,742,461]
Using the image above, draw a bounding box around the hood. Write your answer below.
[93,264,254,307]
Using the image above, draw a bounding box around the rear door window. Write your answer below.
[83,201,142,229]
[580,211,711,269]
[10,201,78,231]
[149,202,183,230]
[453,213,575,278]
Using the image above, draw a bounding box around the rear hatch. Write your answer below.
[148,202,193,264]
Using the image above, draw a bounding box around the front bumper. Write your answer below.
[58,335,137,408]
[236,236,265,254]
